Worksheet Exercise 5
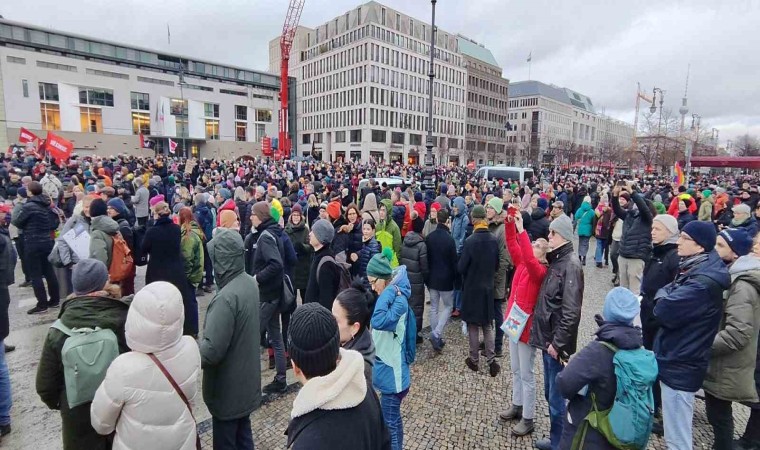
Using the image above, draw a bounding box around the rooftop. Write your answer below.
[509,80,596,114]
[456,35,500,67]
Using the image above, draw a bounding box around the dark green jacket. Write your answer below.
[180,223,205,285]
[201,228,261,420]
[285,219,312,290]
[35,294,130,450]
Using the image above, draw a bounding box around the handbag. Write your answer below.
[501,302,531,343]
[148,354,201,450]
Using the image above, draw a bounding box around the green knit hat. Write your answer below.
[367,248,394,280]
[270,205,281,223]
[702,189,712,199]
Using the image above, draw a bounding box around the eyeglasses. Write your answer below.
[679,234,695,242]
[549,230,557,237]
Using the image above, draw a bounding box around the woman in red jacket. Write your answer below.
[499,209,549,437]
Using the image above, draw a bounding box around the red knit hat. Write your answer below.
[327,201,342,220]
[413,202,426,219]
[431,202,441,212]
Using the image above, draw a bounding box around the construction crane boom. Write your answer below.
[277,0,305,160]
[631,82,654,152]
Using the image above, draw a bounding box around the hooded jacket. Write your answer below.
[376,199,402,257]
[612,192,653,261]
[36,294,131,450]
[250,219,284,303]
[575,202,595,237]
[488,214,511,300]
[557,320,647,450]
[12,194,58,243]
[193,201,214,242]
[527,207,550,241]
[358,236,381,281]
[400,231,429,331]
[286,349,390,450]
[89,215,120,268]
[344,328,376,386]
[180,222,205,286]
[703,255,760,402]
[131,185,150,218]
[505,223,548,343]
[361,193,381,224]
[698,195,714,221]
[450,197,469,255]
[371,266,413,395]
[202,228,261,419]
[90,282,201,450]
[285,219,312,290]
[654,250,731,392]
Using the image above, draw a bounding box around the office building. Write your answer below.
[0,18,294,159]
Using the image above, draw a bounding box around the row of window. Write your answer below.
[466,108,508,129]
[302,108,365,131]
[509,98,539,108]
[467,75,508,97]
[465,123,508,140]
[467,91,508,111]
[303,129,462,150]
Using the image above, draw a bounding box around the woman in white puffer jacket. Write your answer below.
[90,281,201,450]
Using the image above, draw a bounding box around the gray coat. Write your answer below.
[131,185,150,218]
[488,214,511,300]
[703,256,760,403]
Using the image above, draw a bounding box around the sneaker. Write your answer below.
[651,418,663,436]
[4,345,14,354]
[596,262,603,268]
[534,438,552,450]
[499,405,523,421]
[196,288,206,297]
[0,424,10,437]
[512,419,534,436]
[489,361,501,377]
[263,379,287,394]
[18,281,31,288]
[268,356,275,370]
[430,336,442,353]
[48,301,60,309]
[464,357,478,372]
[494,348,504,358]
[202,285,214,294]
[27,306,48,315]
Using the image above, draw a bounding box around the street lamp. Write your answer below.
[423,0,437,187]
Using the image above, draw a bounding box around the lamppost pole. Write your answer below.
[179,61,187,158]
[423,0,437,187]
[687,113,701,174]
[650,87,664,166]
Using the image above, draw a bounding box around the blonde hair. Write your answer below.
[152,201,170,216]
[534,238,550,263]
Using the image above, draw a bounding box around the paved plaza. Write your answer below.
[2,245,748,449]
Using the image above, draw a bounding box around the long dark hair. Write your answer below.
[334,279,372,332]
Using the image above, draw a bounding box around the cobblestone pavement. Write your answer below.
[3,243,751,449]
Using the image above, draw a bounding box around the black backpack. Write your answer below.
[316,255,353,294]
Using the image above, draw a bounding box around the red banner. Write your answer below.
[45,132,73,162]
[262,136,272,157]
[168,138,178,154]
[18,127,38,144]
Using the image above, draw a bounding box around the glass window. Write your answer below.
[236,122,247,141]
[336,131,346,143]
[391,132,404,144]
[303,133,311,144]
[409,133,422,145]
[176,119,188,138]
[371,129,386,143]
[130,92,149,111]
[40,103,60,131]
[170,99,188,116]
[205,119,219,140]
[22,80,29,98]
[80,107,103,133]
[256,109,272,122]
[204,103,219,118]
[131,112,150,135]
[38,82,59,102]
[313,133,323,144]
[79,88,114,107]
[350,129,362,142]
[255,124,266,142]
[235,105,247,121]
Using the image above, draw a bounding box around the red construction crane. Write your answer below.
[277,0,305,160]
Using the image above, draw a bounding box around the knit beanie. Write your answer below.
[149,194,165,208]
[682,220,717,252]
[412,216,424,234]
[413,202,426,220]
[252,201,271,222]
[72,259,109,295]
[471,204,486,220]
[603,287,640,326]
[270,206,282,223]
[619,192,631,202]
[487,197,504,214]
[653,214,679,236]
[107,198,128,217]
[414,192,423,202]
[719,228,753,257]
[654,194,663,203]
[219,210,238,229]
[430,202,442,213]
[311,219,335,245]
[537,198,549,210]
[291,203,303,214]
[17,187,27,199]
[90,198,108,218]
[549,214,574,242]
[367,248,394,280]
[219,188,232,200]
[288,303,341,378]
[702,189,713,200]
[327,201,342,220]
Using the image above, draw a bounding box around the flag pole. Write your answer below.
[527,51,532,80]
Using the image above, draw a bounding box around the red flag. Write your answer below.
[262,136,272,157]
[139,133,145,148]
[46,132,73,162]
[18,127,38,144]
[168,138,178,154]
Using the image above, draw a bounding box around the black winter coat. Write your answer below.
[639,242,679,350]
[677,210,695,230]
[13,194,58,243]
[250,219,284,303]
[0,228,15,342]
[285,220,312,290]
[557,320,644,450]
[357,237,381,281]
[425,224,457,291]
[458,228,498,326]
[305,246,341,310]
[530,242,585,356]
[612,192,653,261]
[527,207,549,241]
[400,232,428,326]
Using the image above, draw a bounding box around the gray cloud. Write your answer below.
[4,0,759,144]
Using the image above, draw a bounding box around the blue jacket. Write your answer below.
[194,203,214,242]
[372,266,412,395]
[654,251,730,392]
[358,237,381,280]
[450,197,469,255]
[575,202,595,237]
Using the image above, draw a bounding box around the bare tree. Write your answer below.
[486,143,498,165]
[638,108,681,168]
[464,141,478,165]
[733,134,760,157]
[505,142,519,165]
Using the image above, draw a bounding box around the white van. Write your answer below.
[475,166,535,184]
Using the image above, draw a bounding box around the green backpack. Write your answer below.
[51,319,120,408]
[375,230,399,268]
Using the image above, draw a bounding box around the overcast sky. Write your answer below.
[3,0,759,145]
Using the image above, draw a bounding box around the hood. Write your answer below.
[125,281,184,353]
[388,265,412,298]
[90,215,119,235]
[488,213,505,227]
[343,328,375,371]
[290,348,367,418]
[730,255,760,284]
[181,222,204,241]
[29,194,51,207]
[379,199,393,218]
[653,242,678,256]
[403,231,424,246]
[452,197,466,217]
[285,219,306,233]
[60,295,129,330]
[531,207,546,220]
[208,228,245,289]
[594,319,643,350]
[255,218,279,234]
[691,250,731,290]
[219,198,236,211]
[577,202,592,214]
[361,193,378,213]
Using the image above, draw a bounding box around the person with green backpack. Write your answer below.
[376,199,401,267]
[36,259,130,450]
[556,287,658,450]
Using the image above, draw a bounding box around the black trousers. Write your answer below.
[13,238,29,283]
[742,407,760,444]
[212,416,254,450]
[705,392,734,450]
[25,241,59,308]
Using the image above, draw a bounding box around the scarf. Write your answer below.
[679,252,709,273]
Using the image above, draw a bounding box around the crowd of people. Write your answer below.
[0,150,757,449]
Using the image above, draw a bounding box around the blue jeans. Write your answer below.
[0,339,9,427]
[595,238,607,264]
[454,289,462,311]
[381,391,406,450]
[661,382,695,450]
[212,415,254,450]
[542,351,565,449]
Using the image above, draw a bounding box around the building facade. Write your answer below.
[285,1,467,165]
[0,19,293,159]
[507,80,634,168]
[460,35,509,166]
